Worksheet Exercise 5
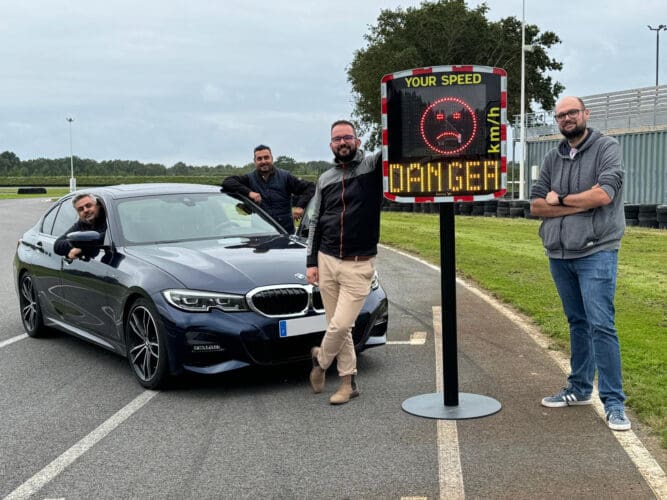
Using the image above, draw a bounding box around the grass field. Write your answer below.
[381,212,667,447]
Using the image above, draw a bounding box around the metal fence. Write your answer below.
[513,85,667,137]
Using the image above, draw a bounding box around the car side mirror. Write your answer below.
[67,230,103,247]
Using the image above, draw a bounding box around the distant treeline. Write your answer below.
[0,151,331,178]
[1,175,318,187]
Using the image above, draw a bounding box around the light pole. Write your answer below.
[518,0,532,200]
[66,117,75,192]
[648,25,666,87]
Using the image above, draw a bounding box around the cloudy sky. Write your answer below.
[2,0,665,167]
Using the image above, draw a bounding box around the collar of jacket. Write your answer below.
[558,128,597,156]
[333,149,364,169]
[253,167,275,181]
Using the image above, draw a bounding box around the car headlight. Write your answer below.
[163,289,249,312]
[371,271,380,290]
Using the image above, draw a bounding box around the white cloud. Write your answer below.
[1,0,665,166]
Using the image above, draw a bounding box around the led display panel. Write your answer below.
[381,65,507,202]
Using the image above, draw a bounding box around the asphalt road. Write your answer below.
[1,197,665,499]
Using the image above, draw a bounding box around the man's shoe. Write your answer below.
[606,409,632,431]
[309,347,325,394]
[541,388,593,407]
[329,375,359,405]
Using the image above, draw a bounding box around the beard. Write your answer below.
[560,122,586,140]
[333,144,357,163]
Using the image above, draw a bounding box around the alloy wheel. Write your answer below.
[20,275,38,332]
[127,304,161,383]
[19,273,45,337]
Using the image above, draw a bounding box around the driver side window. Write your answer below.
[50,201,78,237]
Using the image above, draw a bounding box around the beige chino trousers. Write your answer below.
[316,251,375,376]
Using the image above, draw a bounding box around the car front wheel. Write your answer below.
[125,298,169,389]
[19,273,47,337]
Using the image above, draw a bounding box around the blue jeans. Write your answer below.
[549,250,626,412]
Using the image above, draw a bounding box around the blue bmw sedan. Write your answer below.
[13,183,388,388]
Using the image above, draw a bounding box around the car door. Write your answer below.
[23,201,71,323]
[59,202,118,346]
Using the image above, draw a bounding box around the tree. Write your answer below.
[0,151,21,176]
[305,160,331,175]
[170,162,189,175]
[347,0,564,149]
[274,155,298,172]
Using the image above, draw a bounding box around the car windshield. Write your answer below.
[116,192,281,244]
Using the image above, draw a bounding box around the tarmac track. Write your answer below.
[0,198,665,499]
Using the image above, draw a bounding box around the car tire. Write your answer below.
[18,272,48,338]
[125,298,170,389]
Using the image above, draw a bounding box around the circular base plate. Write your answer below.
[402,392,501,420]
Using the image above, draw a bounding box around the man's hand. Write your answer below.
[292,207,304,220]
[67,248,82,260]
[306,266,319,286]
[248,191,262,204]
[545,190,561,206]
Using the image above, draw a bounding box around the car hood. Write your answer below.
[124,235,310,292]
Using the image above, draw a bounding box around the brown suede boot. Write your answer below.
[309,347,325,393]
[329,375,359,405]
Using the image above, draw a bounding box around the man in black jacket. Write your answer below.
[306,120,383,404]
[54,193,107,260]
[221,145,315,233]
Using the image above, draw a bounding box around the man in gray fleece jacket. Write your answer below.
[530,96,631,431]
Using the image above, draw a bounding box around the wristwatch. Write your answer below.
[558,194,567,206]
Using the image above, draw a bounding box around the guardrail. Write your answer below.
[513,85,667,138]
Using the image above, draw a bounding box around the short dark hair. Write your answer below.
[253,144,272,155]
[72,193,97,207]
[330,120,357,136]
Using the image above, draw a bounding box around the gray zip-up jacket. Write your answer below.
[530,128,625,259]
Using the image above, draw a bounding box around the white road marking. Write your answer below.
[0,334,28,349]
[3,390,158,500]
[387,331,428,345]
[380,243,667,499]
[432,305,465,500]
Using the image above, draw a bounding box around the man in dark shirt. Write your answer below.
[54,193,107,260]
[306,120,383,405]
[221,145,315,233]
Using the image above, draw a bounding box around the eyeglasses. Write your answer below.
[555,109,584,122]
[331,135,356,143]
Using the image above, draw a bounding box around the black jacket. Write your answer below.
[306,150,383,267]
[222,168,315,233]
[54,218,107,257]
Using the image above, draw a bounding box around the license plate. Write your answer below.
[279,315,327,338]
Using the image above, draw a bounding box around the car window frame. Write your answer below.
[40,203,60,235]
[49,199,79,237]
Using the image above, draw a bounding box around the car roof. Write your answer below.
[72,183,221,201]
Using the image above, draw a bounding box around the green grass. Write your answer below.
[381,213,667,447]
[0,187,70,199]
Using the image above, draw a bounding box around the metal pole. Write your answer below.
[510,137,516,200]
[67,117,75,192]
[519,0,526,200]
[440,202,458,406]
[658,28,661,87]
[648,25,666,87]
